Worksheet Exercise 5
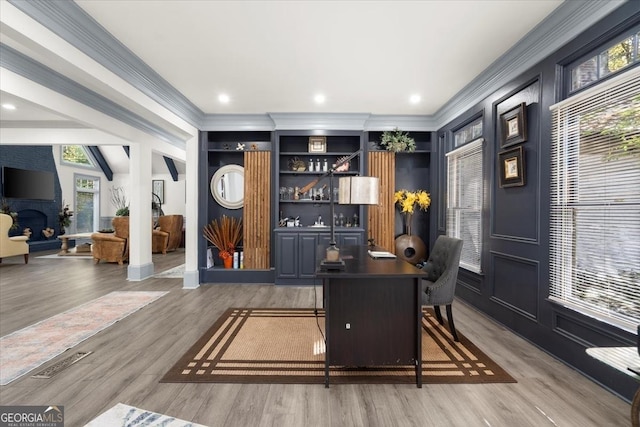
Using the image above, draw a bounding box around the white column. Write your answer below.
[183,134,200,288]
[127,142,154,280]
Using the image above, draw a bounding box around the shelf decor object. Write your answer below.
[394,189,431,264]
[380,128,416,153]
[308,136,327,153]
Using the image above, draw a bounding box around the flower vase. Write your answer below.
[223,256,233,269]
[59,227,66,236]
[394,213,426,264]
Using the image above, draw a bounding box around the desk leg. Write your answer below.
[632,386,639,427]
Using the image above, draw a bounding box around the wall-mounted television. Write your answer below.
[2,166,55,201]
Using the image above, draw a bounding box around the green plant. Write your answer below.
[380,128,416,153]
[110,186,129,216]
[0,198,18,231]
[58,201,73,228]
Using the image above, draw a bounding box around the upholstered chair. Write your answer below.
[152,215,183,254]
[0,213,29,264]
[421,235,464,341]
[91,216,129,264]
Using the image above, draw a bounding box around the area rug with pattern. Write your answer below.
[161,307,516,384]
[84,403,206,427]
[0,291,168,385]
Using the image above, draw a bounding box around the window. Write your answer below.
[446,137,484,273]
[74,175,100,233]
[62,145,96,168]
[570,29,640,93]
[550,68,640,331]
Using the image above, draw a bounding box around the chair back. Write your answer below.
[157,215,183,251]
[423,236,463,305]
[0,213,13,236]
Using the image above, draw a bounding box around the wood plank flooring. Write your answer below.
[0,250,631,426]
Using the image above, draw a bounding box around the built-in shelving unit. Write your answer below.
[199,131,274,283]
[273,130,366,285]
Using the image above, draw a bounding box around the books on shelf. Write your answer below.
[368,250,396,259]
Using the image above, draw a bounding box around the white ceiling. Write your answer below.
[75,0,563,116]
[1,0,567,176]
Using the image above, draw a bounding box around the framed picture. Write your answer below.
[499,102,527,148]
[498,146,525,188]
[308,136,327,153]
[152,179,164,204]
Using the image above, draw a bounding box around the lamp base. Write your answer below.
[320,259,346,271]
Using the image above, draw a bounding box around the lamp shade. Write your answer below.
[338,176,379,205]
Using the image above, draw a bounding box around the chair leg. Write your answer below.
[446,304,459,342]
[434,305,444,325]
[23,254,29,264]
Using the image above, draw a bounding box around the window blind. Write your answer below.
[549,67,640,332]
[446,138,484,273]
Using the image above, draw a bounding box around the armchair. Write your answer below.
[152,215,183,254]
[0,213,29,264]
[91,216,129,264]
[421,235,463,341]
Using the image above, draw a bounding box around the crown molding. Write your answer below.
[200,114,276,131]
[0,44,185,148]
[5,0,629,136]
[434,0,627,127]
[7,0,204,127]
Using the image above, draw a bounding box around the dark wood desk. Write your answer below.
[316,245,427,388]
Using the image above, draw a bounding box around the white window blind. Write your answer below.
[549,67,640,332]
[446,138,484,273]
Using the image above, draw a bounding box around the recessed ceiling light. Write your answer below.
[1,104,17,110]
[409,94,421,104]
[314,94,326,104]
[218,94,230,104]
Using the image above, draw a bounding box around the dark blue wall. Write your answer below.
[437,2,640,402]
[0,145,63,251]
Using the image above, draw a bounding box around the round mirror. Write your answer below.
[210,164,244,209]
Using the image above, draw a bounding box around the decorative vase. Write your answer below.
[59,227,66,236]
[394,213,426,264]
[223,256,233,269]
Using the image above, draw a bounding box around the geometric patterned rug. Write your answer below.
[0,291,168,385]
[161,307,516,385]
[84,403,207,427]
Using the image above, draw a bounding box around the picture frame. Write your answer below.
[499,102,527,148]
[498,146,525,188]
[152,179,165,204]
[308,136,327,153]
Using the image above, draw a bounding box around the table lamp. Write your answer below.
[319,160,379,271]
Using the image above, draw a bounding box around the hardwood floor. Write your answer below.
[0,249,631,426]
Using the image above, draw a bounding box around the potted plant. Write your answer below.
[203,215,243,268]
[380,128,416,153]
[110,186,129,216]
[58,201,73,235]
[0,198,18,231]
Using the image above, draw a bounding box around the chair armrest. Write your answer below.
[9,236,29,242]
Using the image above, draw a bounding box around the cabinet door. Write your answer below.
[318,233,332,248]
[339,233,363,247]
[276,234,298,278]
[299,233,319,278]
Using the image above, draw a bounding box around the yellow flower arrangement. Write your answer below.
[394,189,431,214]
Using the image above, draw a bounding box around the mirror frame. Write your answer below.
[210,164,244,209]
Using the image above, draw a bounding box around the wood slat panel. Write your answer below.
[243,151,271,269]
[368,151,395,252]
